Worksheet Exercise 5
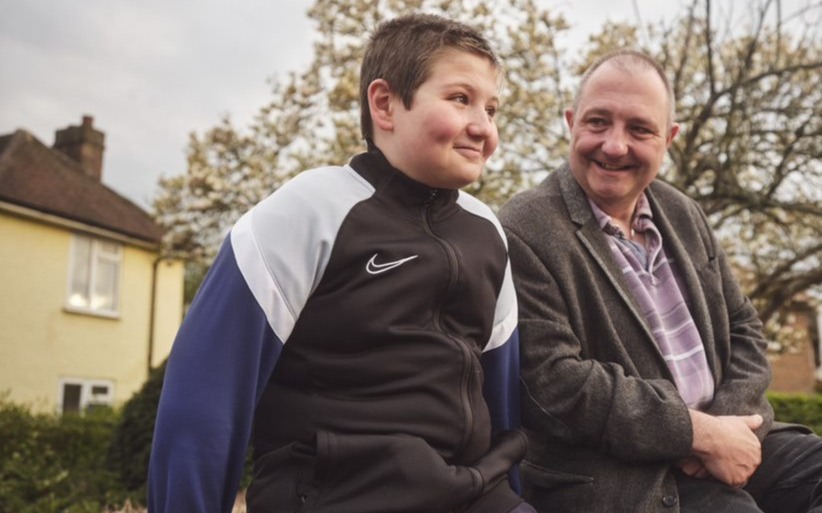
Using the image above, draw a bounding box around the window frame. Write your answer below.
[65,234,123,318]
[58,378,115,414]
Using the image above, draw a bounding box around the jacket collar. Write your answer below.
[349,146,459,213]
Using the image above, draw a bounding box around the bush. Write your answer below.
[768,392,822,434]
[107,362,167,505]
[0,395,128,512]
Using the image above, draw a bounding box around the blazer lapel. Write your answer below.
[557,165,660,351]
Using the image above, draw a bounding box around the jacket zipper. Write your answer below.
[421,190,475,454]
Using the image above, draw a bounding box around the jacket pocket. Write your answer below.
[313,430,481,512]
[520,459,593,490]
[246,441,318,513]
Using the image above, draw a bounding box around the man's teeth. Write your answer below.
[599,162,627,170]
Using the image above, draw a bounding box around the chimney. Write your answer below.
[53,115,105,181]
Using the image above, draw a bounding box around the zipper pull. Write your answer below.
[424,189,439,207]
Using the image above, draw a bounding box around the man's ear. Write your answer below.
[564,108,575,130]
[368,79,395,132]
[667,122,681,147]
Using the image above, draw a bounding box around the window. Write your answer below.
[67,235,122,315]
[59,379,114,414]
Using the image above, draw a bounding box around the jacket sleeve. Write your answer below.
[147,165,371,513]
[481,329,522,437]
[481,258,523,492]
[147,237,283,513]
[693,207,774,434]
[504,227,694,464]
[480,248,521,437]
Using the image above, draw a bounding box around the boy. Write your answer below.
[148,12,533,513]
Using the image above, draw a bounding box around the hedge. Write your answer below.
[768,391,822,435]
[0,395,129,512]
[107,363,166,503]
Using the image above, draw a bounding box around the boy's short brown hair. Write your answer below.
[359,12,499,140]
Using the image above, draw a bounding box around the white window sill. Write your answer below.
[63,305,121,320]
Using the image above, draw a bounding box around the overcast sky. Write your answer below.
[0,0,798,208]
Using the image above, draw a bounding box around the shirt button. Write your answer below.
[662,495,678,507]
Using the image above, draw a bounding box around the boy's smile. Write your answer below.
[378,49,500,190]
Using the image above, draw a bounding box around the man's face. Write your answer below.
[385,49,500,189]
[565,62,679,218]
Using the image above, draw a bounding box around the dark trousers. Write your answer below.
[677,428,822,513]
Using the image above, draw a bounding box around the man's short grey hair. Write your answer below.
[573,49,676,126]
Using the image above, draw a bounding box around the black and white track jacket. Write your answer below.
[149,148,525,513]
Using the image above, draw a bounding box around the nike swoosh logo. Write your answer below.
[366,253,419,275]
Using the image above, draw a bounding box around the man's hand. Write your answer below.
[675,456,710,479]
[689,410,763,487]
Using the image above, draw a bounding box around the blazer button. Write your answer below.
[662,495,678,508]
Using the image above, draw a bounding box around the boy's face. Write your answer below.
[384,49,500,189]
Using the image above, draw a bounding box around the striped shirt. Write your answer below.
[590,195,714,408]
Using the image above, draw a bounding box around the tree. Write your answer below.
[154,0,822,343]
[658,0,822,334]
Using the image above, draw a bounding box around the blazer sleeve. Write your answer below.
[693,208,774,433]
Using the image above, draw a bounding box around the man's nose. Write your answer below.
[601,128,629,157]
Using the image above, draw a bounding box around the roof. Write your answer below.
[0,129,162,244]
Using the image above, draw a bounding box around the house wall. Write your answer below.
[151,258,185,368]
[0,211,183,411]
[769,345,818,393]
[768,306,820,394]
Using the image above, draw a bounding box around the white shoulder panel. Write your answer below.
[456,192,517,352]
[231,165,374,343]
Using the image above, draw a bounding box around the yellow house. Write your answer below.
[0,116,184,413]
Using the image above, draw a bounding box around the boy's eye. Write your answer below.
[486,106,497,118]
[452,94,469,104]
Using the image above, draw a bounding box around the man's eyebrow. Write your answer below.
[580,107,611,117]
[582,107,658,127]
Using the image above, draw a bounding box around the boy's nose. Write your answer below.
[467,110,494,139]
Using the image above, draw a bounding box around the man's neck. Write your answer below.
[595,200,637,236]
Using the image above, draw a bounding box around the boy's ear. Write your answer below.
[368,79,395,132]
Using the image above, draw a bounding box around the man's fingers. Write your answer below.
[744,414,764,431]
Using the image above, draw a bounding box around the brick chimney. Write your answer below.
[53,115,105,181]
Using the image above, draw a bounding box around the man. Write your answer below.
[499,49,822,512]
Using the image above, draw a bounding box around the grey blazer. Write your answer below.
[499,164,774,513]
